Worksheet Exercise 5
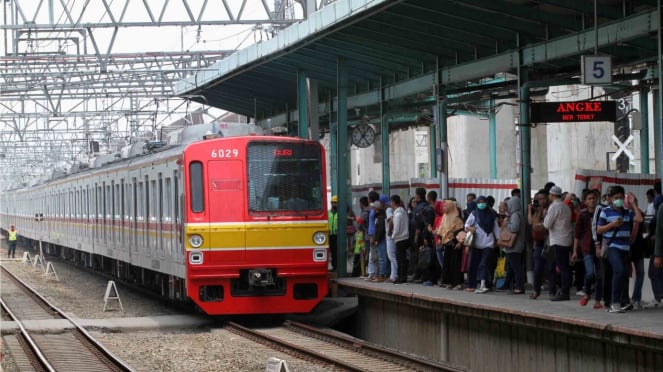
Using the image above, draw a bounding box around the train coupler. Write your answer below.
[248,269,275,287]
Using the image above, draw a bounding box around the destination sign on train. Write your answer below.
[530,101,616,123]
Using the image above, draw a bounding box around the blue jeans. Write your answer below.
[607,247,629,306]
[386,238,398,280]
[468,247,492,288]
[553,245,572,296]
[377,239,388,277]
[436,246,444,272]
[582,251,602,299]
[367,243,378,277]
[630,256,645,302]
[649,258,663,301]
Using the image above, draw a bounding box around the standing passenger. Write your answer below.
[7,224,17,258]
[501,196,525,294]
[390,195,409,284]
[465,195,500,293]
[363,191,380,280]
[528,190,549,300]
[370,200,388,282]
[597,186,643,313]
[384,195,398,283]
[572,190,603,309]
[437,200,465,289]
[410,187,428,280]
[328,195,339,271]
[544,186,574,301]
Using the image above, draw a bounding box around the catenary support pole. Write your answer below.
[336,56,348,277]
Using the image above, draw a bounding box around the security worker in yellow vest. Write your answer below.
[7,224,17,258]
[328,196,338,271]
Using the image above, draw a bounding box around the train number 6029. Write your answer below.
[210,149,239,158]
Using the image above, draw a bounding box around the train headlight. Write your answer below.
[313,232,327,245]
[189,234,203,248]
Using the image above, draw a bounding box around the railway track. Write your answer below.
[225,320,465,372]
[0,264,134,372]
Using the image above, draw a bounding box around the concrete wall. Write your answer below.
[353,294,663,372]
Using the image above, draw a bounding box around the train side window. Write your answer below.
[189,161,204,213]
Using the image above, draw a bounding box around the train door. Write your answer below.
[207,160,246,262]
[156,175,164,258]
[131,178,138,257]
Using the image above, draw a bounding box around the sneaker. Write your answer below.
[609,304,625,313]
[550,294,570,301]
[576,290,587,297]
[422,281,433,286]
[475,287,489,294]
[632,300,645,310]
[620,303,634,312]
[593,303,605,310]
[579,296,589,307]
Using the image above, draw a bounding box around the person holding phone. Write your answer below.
[597,186,644,313]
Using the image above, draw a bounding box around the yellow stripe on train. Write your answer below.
[185,221,328,250]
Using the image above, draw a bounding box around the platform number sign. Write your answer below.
[581,55,612,85]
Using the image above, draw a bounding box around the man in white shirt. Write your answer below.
[390,195,409,284]
[543,186,574,301]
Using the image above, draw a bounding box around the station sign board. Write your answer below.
[530,101,616,123]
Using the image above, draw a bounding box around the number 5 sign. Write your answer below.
[581,55,612,84]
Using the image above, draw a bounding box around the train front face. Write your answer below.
[183,136,329,315]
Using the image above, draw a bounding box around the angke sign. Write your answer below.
[530,101,616,123]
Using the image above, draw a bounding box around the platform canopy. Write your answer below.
[174,0,659,123]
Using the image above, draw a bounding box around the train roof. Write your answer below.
[7,129,317,193]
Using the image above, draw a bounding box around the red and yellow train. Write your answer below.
[0,125,329,315]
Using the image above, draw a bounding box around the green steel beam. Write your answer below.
[532,0,624,20]
[489,98,497,178]
[298,70,309,138]
[380,78,390,195]
[430,121,437,179]
[655,88,662,177]
[640,87,650,174]
[455,0,581,33]
[439,95,449,199]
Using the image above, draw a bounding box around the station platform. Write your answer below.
[335,277,663,371]
[336,277,663,338]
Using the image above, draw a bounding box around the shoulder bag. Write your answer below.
[498,220,517,248]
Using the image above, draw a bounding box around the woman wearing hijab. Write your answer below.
[465,195,500,293]
[500,196,525,294]
[432,200,446,278]
[436,200,465,289]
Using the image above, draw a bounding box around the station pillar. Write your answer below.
[297,70,309,139]
[335,56,349,277]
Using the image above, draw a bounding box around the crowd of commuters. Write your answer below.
[332,182,663,313]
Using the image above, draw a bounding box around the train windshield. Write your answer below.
[247,142,323,213]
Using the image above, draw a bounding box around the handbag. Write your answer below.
[463,231,475,247]
[494,253,506,279]
[417,245,432,270]
[498,221,517,248]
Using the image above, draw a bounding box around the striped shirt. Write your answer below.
[598,206,634,251]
